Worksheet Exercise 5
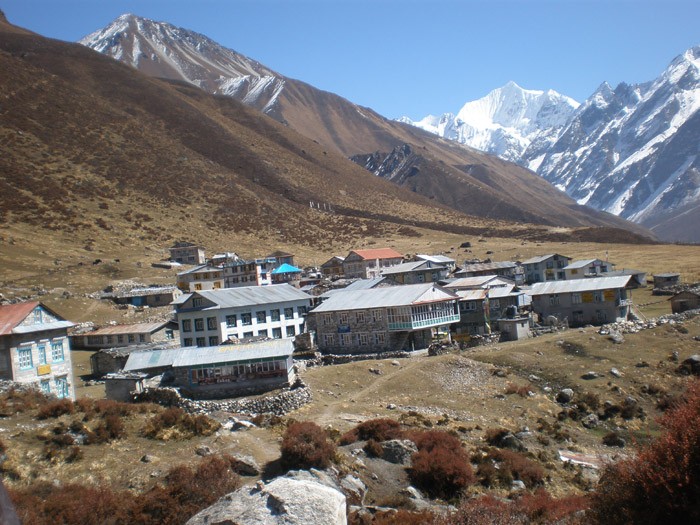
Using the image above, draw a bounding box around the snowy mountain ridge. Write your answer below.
[80,13,285,114]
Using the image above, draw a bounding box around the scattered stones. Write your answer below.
[391,360,400,367]
[678,355,700,376]
[610,368,622,378]
[231,454,261,476]
[581,371,600,380]
[195,445,213,457]
[602,432,626,448]
[511,480,526,491]
[386,403,397,410]
[581,413,599,429]
[608,331,625,344]
[369,368,383,376]
[496,433,526,452]
[140,454,156,463]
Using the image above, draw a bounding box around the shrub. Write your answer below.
[36,398,74,419]
[280,421,336,470]
[142,407,220,440]
[489,449,545,488]
[590,379,700,524]
[339,418,404,445]
[0,387,47,415]
[484,427,510,446]
[363,439,384,458]
[88,414,127,444]
[408,430,474,500]
[505,383,532,397]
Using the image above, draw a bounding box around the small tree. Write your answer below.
[280,421,336,470]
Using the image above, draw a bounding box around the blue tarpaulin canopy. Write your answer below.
[271,263,302,274]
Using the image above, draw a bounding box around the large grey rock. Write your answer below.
[556,388,574,404]
[231,454,261,476]
[381,439,418,465]
[340,474,367,506]
[186,477,346,525]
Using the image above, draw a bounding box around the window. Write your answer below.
[286,326,296,337]
[323,334,336,346]
[298,306,308,315]
[372,309,383,322]
[117,335,124,343]
[194,284,202,291]
[54,376,69,399]
[40,380,51,395]
[243,332,254,339]
[572,293,582,305]
[373,332,385,345]
[33,308,43,324]
[139,334,146,342]
[207,317,217,330]
[106,335,113,344]
[272,328,282,339]
[226,315,237,328]
[340,333,352,346]
[546,261,554,269]
[594,291,603,303]
[242,313,252,325]
[128,334,135,343]
[358,333,369,345]
[271,309,280,321]
[88,335,102,345]
[256,311,266,323]
[323,314,334,326]
[196,337,206,347]
[356,311,366,323]
[182,319,192,332]
[284,307,294,319]
[18,347,32,369]
[51,340,64,362]
[165,330,174,340]
[490,299,500,309]
[37,344,47,365]
[209,336,219,346]
[549,294,560,306]
[192,297,203,307]
[195,318,204,332]
[259,330,270,338]
[339,312,349,324]
[184,338,193,346]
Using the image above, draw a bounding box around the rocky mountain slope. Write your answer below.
[78,14,647,234]
[400,49,700,243]
[532,48,700,243]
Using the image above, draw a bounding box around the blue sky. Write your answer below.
[4,0,699,120]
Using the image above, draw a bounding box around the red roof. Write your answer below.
[350,248,403,260]
[0,301,40,336]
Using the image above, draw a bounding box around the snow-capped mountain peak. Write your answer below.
[399,82,579,163]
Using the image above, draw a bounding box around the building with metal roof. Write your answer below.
[173,284,312,348]
[342,248,404,279]
[71,321,178,350]
[563,259,615,280]
[381,260,449,285]
[0,302,75,399]
[310,283,459,354]
[528,275,633,327]
[522,254,572,284]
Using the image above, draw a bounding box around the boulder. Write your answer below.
[498,433,526,452]
[195,445,213,457]
[381,439,418,465]
[679,355,700,375]
[556,389,574,404]
[581,371,599,380]
[186,477,346,525]
[230,454,261,476]
[340,475,367,506]
[581,413,599,429]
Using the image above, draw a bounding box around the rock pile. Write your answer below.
[600,308,700,336]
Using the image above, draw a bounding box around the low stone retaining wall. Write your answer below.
[601,308,700,335]
[133,381,312,416]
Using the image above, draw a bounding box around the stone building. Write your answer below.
[310,283,460,354]
[342,248,404,279]
[169,242,205,265]
[0,301,75,399]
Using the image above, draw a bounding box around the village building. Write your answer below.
[381,260,449,285]
[415,254,457,272]
[71,321,178,350]
[342,248,404,279]
[223,257,277,288]
[653,273,681,289]
[320,256,345,278]
[310,283,460,354]
[169,242,206,265]
[210,252,240,266]
[123,339,296,399]
[266,251,295,268]
[111,285,182,307]
[90,340,180,376]
[522,254,572,284]
[528,275,633,326]
[454,261,524,284]
[172,284,312,347]
[271,263,303,286]
[669,289,700,313]
[451,284,527,338]
[563,259,615,280]
[604,269,647,288]
[0,302,75,399]
[176,264,225,292]
[443,275,515,291]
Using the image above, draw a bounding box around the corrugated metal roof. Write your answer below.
[13,321,74,334]
[563,259,601,270]
[416,254,455,264]
[81,322,170,336]
[456,290,487,301]
[445,276,511,289]
[174,284,312,310]
[311,283,458,312]
[350,248,403,260]
[461,261,517,272]
[521,254,570,265]
[173,339,294,367]
[345,277,392,290]
[0,301,39,335]
[123,347,183,371]
[381,261,442,275]
[529,275,632,296]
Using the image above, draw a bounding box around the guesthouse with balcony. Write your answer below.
[310,283,460,354]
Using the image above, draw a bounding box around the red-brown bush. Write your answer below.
[142,407,220,440]
[0,387,47,415]
[408,430,474,500]
[36,398,74,419]
[589,378,700,524]
[339,418,404,445]
[489,449,545,488]
[280,421,336,469]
